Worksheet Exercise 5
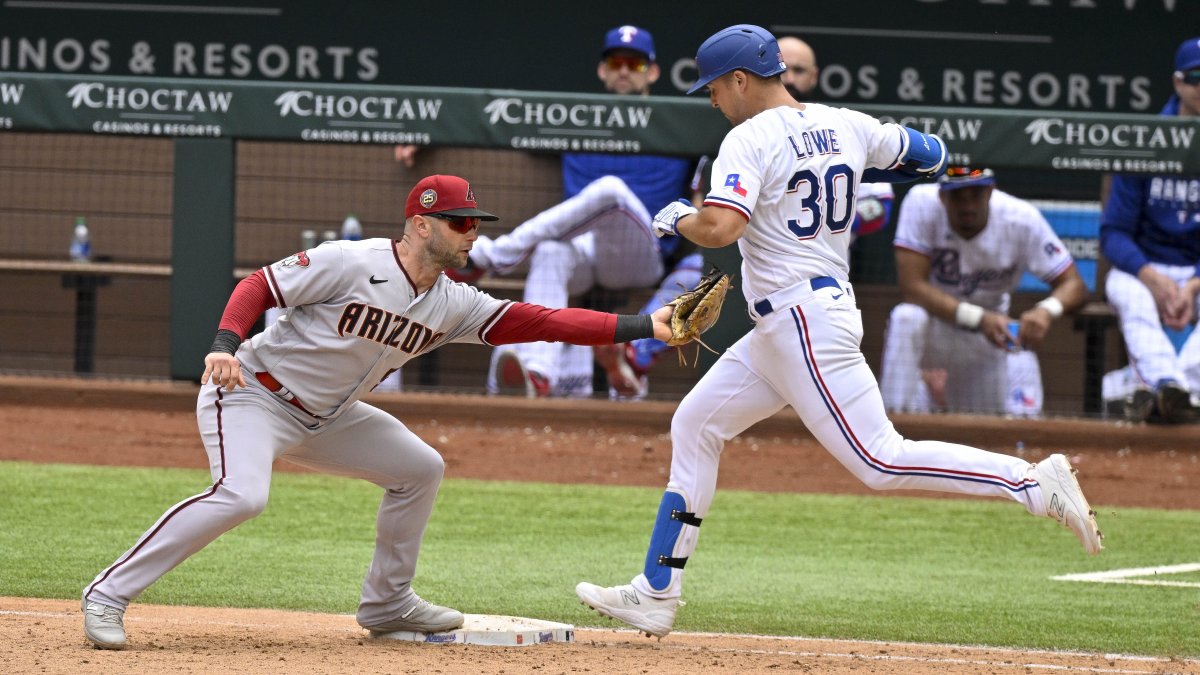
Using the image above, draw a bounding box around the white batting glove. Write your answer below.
[652,199,697,238]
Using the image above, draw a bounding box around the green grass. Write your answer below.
[2,460,1198,657]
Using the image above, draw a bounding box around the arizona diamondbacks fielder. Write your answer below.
[81,174,676,650]
[575,24,1103,639]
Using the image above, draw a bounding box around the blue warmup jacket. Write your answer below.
[1100,96,1200,277]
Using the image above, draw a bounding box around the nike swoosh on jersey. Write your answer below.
[369,276,388,284]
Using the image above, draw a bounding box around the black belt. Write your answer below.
[753,276,840,317]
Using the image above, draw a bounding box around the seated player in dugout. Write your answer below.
[398,25,708,401]
[1098,35,1200,424]
[880,167,1087,416]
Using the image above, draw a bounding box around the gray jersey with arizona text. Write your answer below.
[238,238,508,417]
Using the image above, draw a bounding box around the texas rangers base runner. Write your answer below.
[575,24,1103,639]
[81,174,675,650]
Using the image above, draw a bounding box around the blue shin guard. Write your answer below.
[643,489,703,593]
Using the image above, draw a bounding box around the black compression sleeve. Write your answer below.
[613,314,654,343]
[209,329,242,356]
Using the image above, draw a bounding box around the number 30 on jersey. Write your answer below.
[786,164,856,240]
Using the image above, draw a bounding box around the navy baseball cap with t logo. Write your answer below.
[603,25,655,61]
[1176,36,1200,73]
[404,175,499,221]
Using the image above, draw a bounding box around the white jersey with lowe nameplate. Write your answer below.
[894,184,1074,311]
[704,103,905,302]
[240,238,508,417]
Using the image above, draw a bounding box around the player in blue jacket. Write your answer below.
[1100,36,1200,424]
[446,25,703,399]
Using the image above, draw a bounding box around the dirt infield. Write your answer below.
[4,597,1198,675]
[3,375,1199,673]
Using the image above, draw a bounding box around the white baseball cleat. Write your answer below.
[575,582,680,638]
[1034,454,1103,555]
[82,599,127,650]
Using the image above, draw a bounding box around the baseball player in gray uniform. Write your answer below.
[81,174,676,650]
[575,24,1103,639]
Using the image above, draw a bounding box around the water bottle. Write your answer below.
[341,213,363,241]
[69,216,91,262]
[321,229,338,243]
[300,229,317,250]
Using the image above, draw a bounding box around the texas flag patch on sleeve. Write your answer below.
[724,173,748,197]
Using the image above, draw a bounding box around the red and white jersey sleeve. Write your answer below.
[894,185,1075,311]
[704,103,904,303]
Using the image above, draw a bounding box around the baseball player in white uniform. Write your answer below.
[880,169,1086,416]
[81,174,677,650]
[575,24,1103,639]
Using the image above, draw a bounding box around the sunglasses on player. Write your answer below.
[429,214,480,234]
[1178,69,1200,86]
[604,54,649,73]
[943,167,989,179]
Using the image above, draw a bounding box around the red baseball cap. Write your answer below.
[404,175,499,221]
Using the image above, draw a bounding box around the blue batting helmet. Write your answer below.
[687,24,786,94]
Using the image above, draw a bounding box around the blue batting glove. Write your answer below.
[652,199,698,238]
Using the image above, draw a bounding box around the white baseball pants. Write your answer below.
[1106,264,1200,394]
[630,279,1044,598]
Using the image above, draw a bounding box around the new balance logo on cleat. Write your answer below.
[575,582,681,639]
[1048,494,1066,520]
[1033,454,1103,555]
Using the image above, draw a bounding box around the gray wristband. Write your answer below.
[614,314,654,343]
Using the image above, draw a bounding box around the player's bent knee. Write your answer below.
[530,240,573,267]
[583,175,635,206]
[222,486,270,521]
[670,398,721,448]
[851,437,916,490]
[407,447,445,484]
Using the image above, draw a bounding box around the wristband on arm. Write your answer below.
[209,329,242,356]
[954,302,984,330]
[1036,296,1064,319]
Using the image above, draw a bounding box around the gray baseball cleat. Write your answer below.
[360,596,464,634]
[1034,454,1103,554]
[575,581,680,638]
[82,599,127,650]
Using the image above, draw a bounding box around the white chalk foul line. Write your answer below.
[1053,562,1200,588]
